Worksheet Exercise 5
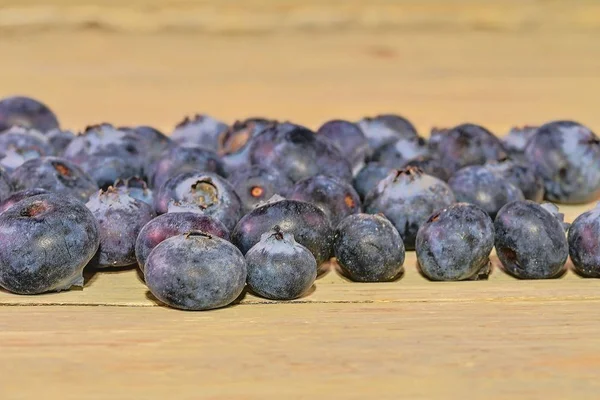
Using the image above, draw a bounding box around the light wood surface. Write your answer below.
[1,2,600,399]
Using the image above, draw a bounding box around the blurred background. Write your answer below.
[0,0,599,134]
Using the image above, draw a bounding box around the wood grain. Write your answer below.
[1,5,600,398]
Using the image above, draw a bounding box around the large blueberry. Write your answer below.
[232,198,333,266]
[484,158,544,202]
[245,226,317,300]
[0,188,50,213]
[525,120,600,203]
[416,203,494,281]
[11,156,98,202]
[449,165,524,219]
[334,214,405,282]
[365,167,455,250]
[357,114,418,154]
[228,165,293,214]
[86,188,156,268]
[317,120,368,171]
[144,232,247,311]
[494,201,569,279]
[0,96,60,132]
[0,193,99,294]
[568,203,600,278]
[171,114,228,152]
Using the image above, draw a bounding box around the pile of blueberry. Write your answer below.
[1,95,600,311]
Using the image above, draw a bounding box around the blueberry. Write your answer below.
[113,177,153,205]
[0,96,60,132]
[484,158,544,202]
[0,166,11,202]
[245,226,317,300]
[232,197,333,266]
[219,118,275,174]
[403,155,451,181]
[119,125,172,168]
[11,156,98,202]
[316,120,368,171]
[370,136,430,168]
[568,203,600,278]
[227,165,293,214]
[0,188,50,213]
[147,144,225,190]
[86,187,156,268]
[525,120,600,204]
[502,126,538,161]
[0,193,99,294]
[247,123,353,183]
[45,129,76,156]
[365,167,455,250]
[135,212,229,271]
[334,213,405,282]
[416,203,494,281]
[170,114,228,152]
[144,232,247,311]
[449,165,524,219]
[352,162,393,200]
[154,171,242,231]
[436,123,507,175]
[0,126,52,170]
[287,175,361,227]
[494,201,569,279]
[357,114,418,154]
[427,127,450,153]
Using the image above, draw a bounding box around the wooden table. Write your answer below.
[1,2,600,398]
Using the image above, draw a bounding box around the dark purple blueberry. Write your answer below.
[357,114,418,154]
[0,96,59,132]
[495,201,569,279]
[0,126,52,170]
[0,188,50,213]
[135,212,229,271]
[436,123,507,175]
[219,118,276,175]
[287,175,361,227]
[147,144,225,190]
[449,165,524,219]
[365,167,455,250]
[484,158,544,202]
[86,188,156,268]
[352,162,393,200]
[334,214,405,282]
[10,156,98,202]
[245,226,317,300]
[568,203,600,278]
[154,171,242,231]
[228,165,293,213]
[232,198,333,266]
[0,193,99,294]
[403,155,450,181]
[144,232,247,311]
[502,126,538,161]
[0,166,11,203]
[170,114,228,152]
[370,136,430,167]
[416,203,494,281]
[248,123,353,183]
[119,125,172,168]
[316,120,368,170]
[114,177,153,205]
[45,129,76,156]
[525,120,600,204]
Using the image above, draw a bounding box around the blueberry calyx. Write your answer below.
[184,230,213,240]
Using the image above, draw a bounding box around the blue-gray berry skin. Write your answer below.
[220,118,276,174]
[317,120,368,170]
[0,188,50,213]
[334,214,405,282]
[494,201,569,280]
[0,166,11,202]
[246,227,317,300]
[144,232,247,311]
[365,167,455,250]
[357,114,418,155]
[135,212,229,271]
[370,136,430,168]
[10,156,98,202]
[449,165,524,220]
[353,162,393,201]
[0,126,52,170]
[114,177,153,206]
[0,193,99,294]
[525,120,600,204]
[232,198,333,266]
[86,188,156,268]
[170,114,228,152]
[568,203,600,278]
[404,156,451,181]
[228,165,294,214]
[416,203,494,281]
[0,96,60,132]
[484,158,544,202]
[287,175,361,227]
[154,171,242,230]
[45,129,76,156]
[436,123,507,175]
[502,126,538,161]
[119,125,173,172]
